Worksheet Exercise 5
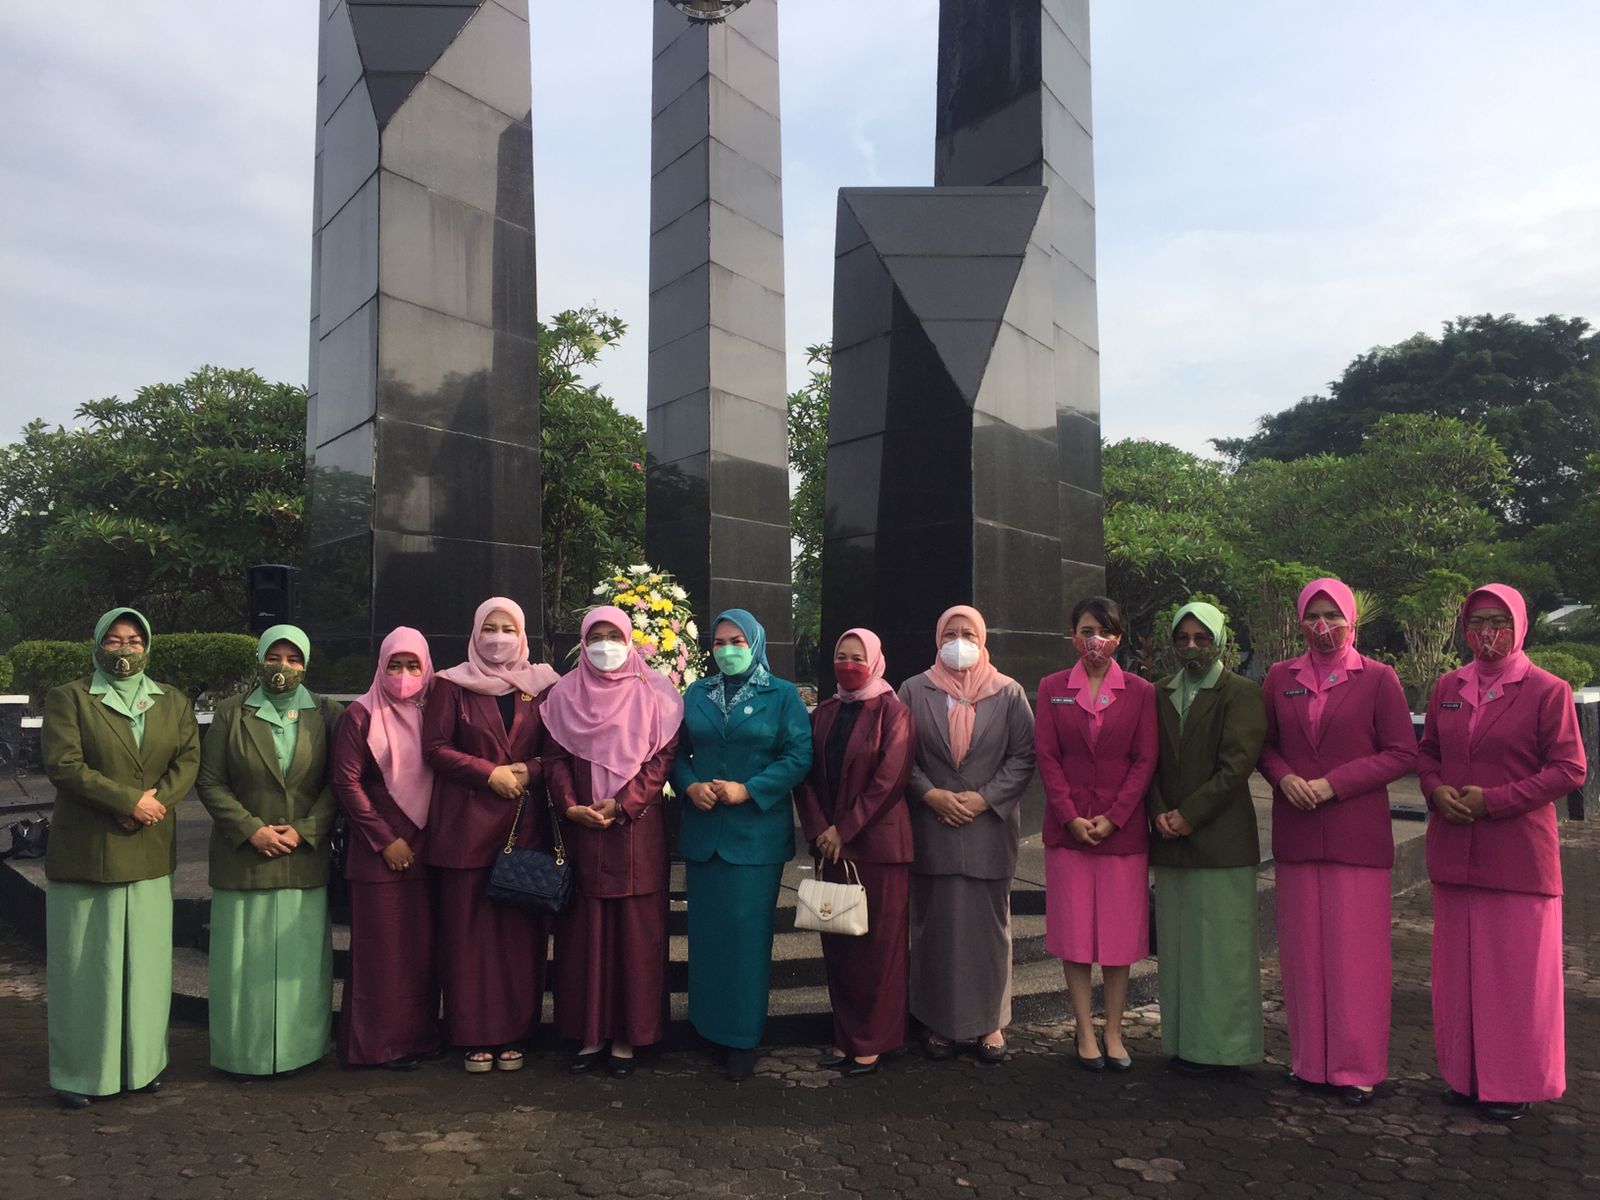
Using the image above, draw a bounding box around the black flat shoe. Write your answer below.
[1479,1101,1528,1122]
[606,1055,636,1079]
[1339,1085,1376,1107]
[840,1058,879,1077]
[977,1040,1006,1065]
[816,1054,849,1070]
[922,1036,956,1062]
[1106,1055,1133,1073]
[131,1077,163,1094]
[1076,1053,1106,1072]
[568,1049,607,1075]
[1287,1070,1324,1089]
[1441,1087,1476,1107]
[380,1056,420,1072]
[725,1048,758,1082]
[1172,1057,1231,1078]
[56,1091,91,1110]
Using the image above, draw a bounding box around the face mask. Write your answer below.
[714,644,753,676]
[1465,626,1514,662]
[95,646,147,678]
[1175,644,1219,674]
[477,632,519,664]
[260,662,306,695]
[1299,619,1351,655]
[585,640,630,672]
[1072,633,1118,670]
[834,661,873,692]
[939,638,980,671]
[382,671,425,702]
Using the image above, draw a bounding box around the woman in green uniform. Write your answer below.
[1146,601,1268,1076]
[197,624,342,1077]
[42,607,201,1108]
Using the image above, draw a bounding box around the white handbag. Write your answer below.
[794,859,870,937]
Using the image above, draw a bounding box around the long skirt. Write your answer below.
[1277,861,1390,1086]
[910,872,1012,1041]
[1044,848,1149,966]
[1153,865,1262,1066]
[339,877,441,1066]
[434,865,547,1048]
[552,891,668,1048]
[209,886,333,1075]
[821,860,910,1058]
[685,855,783,1049]
[46,876,172,1096]
[1432,882,1565,1103]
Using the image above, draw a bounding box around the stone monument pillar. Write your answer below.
[645,0,794,677]
[303,0,541,680]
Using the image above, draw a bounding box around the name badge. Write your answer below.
[1441,702,1463,710]
[1051,696,1076,705]
[1283,688,1309,698]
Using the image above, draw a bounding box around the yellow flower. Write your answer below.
[660,599,673,613]
[648,573,661,583]
[662,631,678,652]
[632,629,646,643]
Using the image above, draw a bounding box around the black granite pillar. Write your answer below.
[645,0,794,677]
[304,0,541,684]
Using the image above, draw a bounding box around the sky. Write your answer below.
[2,1,1598,458]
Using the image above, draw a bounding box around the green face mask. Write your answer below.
[260,662,307,695]
[1175,645,1220,673]
[713,644,753,676]
[95,646,148,678]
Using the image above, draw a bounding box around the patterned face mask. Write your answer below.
[1072,633,1119,670]
[95,646,148,678]
[1299,619,1351,655]
[1465,626,1514,662]
[260,662,306,694]
[1175,644,1219,673]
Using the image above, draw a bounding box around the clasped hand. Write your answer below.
[1067,814,1114,845]
[567,798,621,828]
[1431,784,1487,824]
[488,762,530,799]
[249,824,302,858]
[925,788,988,827]
[1154,809,1193,839]
[1281,775,1335,811]
[685,780,751,811]
[118,789,167,832]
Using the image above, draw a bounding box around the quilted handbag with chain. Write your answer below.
[485,792,574,915]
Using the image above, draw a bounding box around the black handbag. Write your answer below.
[485,792,573,915]
[0,816,48,860]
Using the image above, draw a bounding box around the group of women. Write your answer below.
[40,581,1584,1123]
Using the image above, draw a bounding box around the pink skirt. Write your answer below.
[1276,861,1390,1086]
[1432,883,1565,1103]
[1044,848,1149,967]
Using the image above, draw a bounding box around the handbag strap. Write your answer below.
[810,852,862,887]
[499,784,567,866]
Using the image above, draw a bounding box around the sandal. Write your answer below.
[464,1050,495,1074]
[495,1047,525,1072]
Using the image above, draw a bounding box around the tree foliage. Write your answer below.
[0,367,306,641]
[786,344,830,682]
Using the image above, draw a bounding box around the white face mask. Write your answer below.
[939,637,980,671]
[585,640,630,673]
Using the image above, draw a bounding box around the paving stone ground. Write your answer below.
[2,822,1596,1200]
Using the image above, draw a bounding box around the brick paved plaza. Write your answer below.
[2,822,1595,1200]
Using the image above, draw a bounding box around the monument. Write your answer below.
[302,0,542,678]
[644,0,795,677]
[822,0,1105,690]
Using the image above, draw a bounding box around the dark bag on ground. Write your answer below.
[0,817,48,860]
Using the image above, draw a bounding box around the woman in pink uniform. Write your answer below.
[1034,596,1158,1072]
[1418,583,1586,1121]
[1258,578,1414,1106]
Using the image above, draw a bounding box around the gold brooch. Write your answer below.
[286,709,299,722]
[519,692,533,702]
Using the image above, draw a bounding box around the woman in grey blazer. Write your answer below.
[897,605,1036,1063]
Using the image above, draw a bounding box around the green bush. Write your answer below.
[1531,641,1600,680]
[8,640,92,699]
[1527,650,1593,690]
[0,654,12,693]
[9,633,260,705]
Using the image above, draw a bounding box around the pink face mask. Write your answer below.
[1299,619,1351,655]
[382,671,425,702]
[477,632,519,664]
[1466,626,1514,662]
[1073,633,1119,670]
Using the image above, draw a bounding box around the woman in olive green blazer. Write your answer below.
[1146,601,1267,1076]
[42,607,201,1109]
[197,624,342,1076]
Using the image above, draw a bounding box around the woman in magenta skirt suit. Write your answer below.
[1419,582,1586,1121]
[1034,596,1158,1071]
[1258,578,1415,1105]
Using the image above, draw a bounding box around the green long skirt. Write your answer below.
[208,887,332,1075]
[47,876,172,1096]
[686,855,784,1049]
[1153,865,1264,1066]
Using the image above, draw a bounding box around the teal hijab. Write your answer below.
[246,623,315,773]
[708,608,772,718]
[1167,601,1228,729]
[89,606,161,747]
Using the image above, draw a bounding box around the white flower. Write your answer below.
[629,563,649,575]
[669,585,687,601]
[684,669,699,685]
[685,621,698,640]
[592,583,608,596]
[632,611,649,630]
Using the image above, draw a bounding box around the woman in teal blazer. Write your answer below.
[673,608,812,1081]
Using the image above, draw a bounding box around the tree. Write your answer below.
[786,344,830,682]
[0,367,305,641]
[1391,569,1471,708]
[537,307,645,653]
[1215,314,1600,531]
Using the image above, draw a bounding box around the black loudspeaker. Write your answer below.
[247,564,300,635]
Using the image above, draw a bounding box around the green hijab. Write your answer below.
[246,624,315,773]
[1167,601,1228,728]
[89,606,161,747]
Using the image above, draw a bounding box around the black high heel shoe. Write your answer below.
[840,1058,879,1077]
[568,1047,608,1075]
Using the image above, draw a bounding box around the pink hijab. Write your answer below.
[925,605,1013,767]
[1293,578,1363,738]
[437,597,559,698]
[1459,585,1531,731]
[834,627,895,703]
[540,605,684,799]
[354,627,435,828]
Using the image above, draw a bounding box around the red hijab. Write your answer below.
[833,627,895,703]
[354,627,435,828]
[924,605,1012,766]
[436,596,558,697]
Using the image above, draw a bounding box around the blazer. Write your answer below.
[1034,667,1159,856]
[1418,663,1586,897]
[1258,655,1415,869]
[897,672,1037,881]
[41,676,201,885]
[328,701,431,885]
[545,736,677,899]
[794,692,917,864]
[670,673,813,867]
[1145,670,1266,870]
[421,678,551,869]
[196,693,343,891]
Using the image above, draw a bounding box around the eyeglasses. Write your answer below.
[1464,617,1512,630]
[100,638,146,651]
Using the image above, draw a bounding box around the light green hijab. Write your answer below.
[89,606,162,747]
[246,623,315,773]
[1167,601,1228,729]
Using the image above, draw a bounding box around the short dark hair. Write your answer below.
[1069,596,1127,638]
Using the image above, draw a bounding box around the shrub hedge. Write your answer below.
[8,633,260,706]
[1527,649,1594,690]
